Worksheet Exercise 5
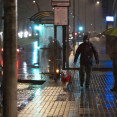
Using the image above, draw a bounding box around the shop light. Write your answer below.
[106,16,114,22]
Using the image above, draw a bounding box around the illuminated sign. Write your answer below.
[106,16,114,22]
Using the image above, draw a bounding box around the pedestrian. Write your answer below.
[47,36,62,75]
[71,33,76,55]
[108,37,117,91]
[74,35,99,88]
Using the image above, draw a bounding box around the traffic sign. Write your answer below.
[54,7,68,25]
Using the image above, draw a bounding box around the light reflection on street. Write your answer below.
[17,42,42,80]
[1,60,3,67]
[32,41,38,65]
[34,88,42,96]
[105,61,112,68]
[104,72,116,108]
[22,62,28,79]
[17,60,19,79]
[105,93,116,108]
[0,42,42,80]
[23,62,27,74]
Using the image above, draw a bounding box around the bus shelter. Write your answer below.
[30,11,65,79]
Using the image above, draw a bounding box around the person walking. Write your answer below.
[74,35,99,88]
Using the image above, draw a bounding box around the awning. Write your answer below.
[29,11,54,24]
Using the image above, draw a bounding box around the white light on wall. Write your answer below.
[18,32,23,38]
[34,25,42,31]
[0,32,3,35]
[24,31,29,38]
[29,33,32,37]
[106,16,114,22]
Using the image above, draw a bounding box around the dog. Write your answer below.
[61,70,72,91]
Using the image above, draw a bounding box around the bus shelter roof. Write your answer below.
[29,11,54,24]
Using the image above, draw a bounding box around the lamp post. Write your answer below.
[94,0,100,36]
[33,0,40,12]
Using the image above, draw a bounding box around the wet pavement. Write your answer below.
[0,39,117,117]
[17,71,117,117]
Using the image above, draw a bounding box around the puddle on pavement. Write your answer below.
[17,83,42,112]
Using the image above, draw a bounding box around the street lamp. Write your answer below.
[94,0,100,35]
[33,0,40,12]
[96,1,100,5]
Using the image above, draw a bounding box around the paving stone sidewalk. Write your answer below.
[17,71,117,117]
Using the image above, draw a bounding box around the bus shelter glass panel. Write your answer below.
[39,24,63,74]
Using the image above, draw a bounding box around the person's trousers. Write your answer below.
[79,64,92,86]
[113,59,117,87]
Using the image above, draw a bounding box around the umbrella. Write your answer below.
[104,28,117,37]
[103,28,117,55]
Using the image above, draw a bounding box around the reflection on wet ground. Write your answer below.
[17,42,56,80]
[17,71,117,117]
[15,42,48,80]
[17,83,42,113]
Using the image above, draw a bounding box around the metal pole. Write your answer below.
[35,2,40,12]
[85,0,86,32]
[0,0,3,46]
[33,0,40,12]
[78,0,79,27]
[73,0,75,36]
[33,0,40,67]
[66,25,69,68]
[63,26,66,69]
[77,0,80,44]
[54,25,57,81]
[94,0,96,32]
[38,30,40,67]
[73,0,76,55]
[3,0,17,116]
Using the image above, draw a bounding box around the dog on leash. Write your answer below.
[61,70,72,91]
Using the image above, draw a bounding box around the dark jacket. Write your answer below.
[47,40,62,60]
[74,42,99,65]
